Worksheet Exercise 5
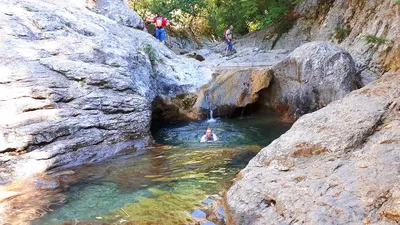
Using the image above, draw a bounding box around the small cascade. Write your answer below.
[207,108,216,123]
[206,95,216,123]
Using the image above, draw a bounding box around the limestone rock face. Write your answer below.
[276,0,400,83]
[226,72,400,225]
[194,68,273,117]
[229,0,399,85]
[262,41,360,118]
[0,0,212,183]
[94,0,145,29]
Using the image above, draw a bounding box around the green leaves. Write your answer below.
[130,0,299,38]
[362,34,389,45]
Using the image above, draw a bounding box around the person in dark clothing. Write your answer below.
[224,25,234,56]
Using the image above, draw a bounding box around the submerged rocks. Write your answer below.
[262,41,361,119]
[192,209,207,219]
[225,72,400,224]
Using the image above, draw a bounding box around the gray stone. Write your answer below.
[94,0,145,29]
[194,68,273,117]
[230,0,400,84]
[201,221,216,225]
[0,0,212,183]
[226,72,400,225]
[202,198,216,204]
[197,42,360,119]
[192,209,207,219]
[262,41,360,118]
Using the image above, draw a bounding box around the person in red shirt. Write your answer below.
[146,14,168,43]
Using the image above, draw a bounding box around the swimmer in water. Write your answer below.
[200,127,218,142]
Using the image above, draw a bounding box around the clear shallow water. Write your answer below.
[34,114,292,225]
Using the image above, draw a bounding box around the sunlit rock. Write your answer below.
[226,72,400,224]
[0,0,212,183]
[262,41,361,119]
[194,68,273,117]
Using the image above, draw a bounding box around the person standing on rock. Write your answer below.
[200,128,218,142]
[224,25,234,56]
[146,14,168,44]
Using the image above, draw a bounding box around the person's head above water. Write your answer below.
[205,127,213,139]
[200,127,218,142]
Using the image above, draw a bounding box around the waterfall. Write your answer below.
[206,95,216,123]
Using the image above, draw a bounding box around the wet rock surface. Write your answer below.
[226,72,400,224]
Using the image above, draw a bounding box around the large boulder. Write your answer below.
[194,68,274,117]
[94,0,145,29]
[261,41,361,119]
[0,0,212,183]
[226,72,400,224]
[232,0,400,85]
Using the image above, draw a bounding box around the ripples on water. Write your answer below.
[34,114,292,225]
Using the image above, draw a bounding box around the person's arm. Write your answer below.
[200,135,207,143]
[145,17,155,23]
[213,134,218,141]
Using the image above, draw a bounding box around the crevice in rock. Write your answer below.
[0,148,18,154]
[344,105,388,153]
[150,94,198,129]
[22,104,54,112]
[230,101,263,118]
[262,194,276,208]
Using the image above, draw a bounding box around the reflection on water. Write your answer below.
[34,113,291,225]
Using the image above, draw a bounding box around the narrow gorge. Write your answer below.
[0,0,399,225]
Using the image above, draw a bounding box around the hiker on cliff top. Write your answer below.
[146,14,168,43]
[224,25,234,56]
[200,127,218,142]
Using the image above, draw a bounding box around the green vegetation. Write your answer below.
[362,34,389,45]
[333,25,351,43]
[140,43,159,65]
[23,6,31,11]
[395,0,400,5]
[99,80,108,86]
[79,78,87,87]
[129,0,300,39]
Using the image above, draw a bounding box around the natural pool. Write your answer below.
[33,113,292,225]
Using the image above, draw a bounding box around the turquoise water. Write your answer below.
[34,114,291,225]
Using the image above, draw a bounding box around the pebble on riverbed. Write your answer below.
[201,221,216,225]
[202,198,216,204]
[191,209,207,219]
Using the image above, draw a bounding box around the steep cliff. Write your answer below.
[226,0,399,84]
[0,0,212,183]
[225,1,400,224]
[282,0,400,76]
